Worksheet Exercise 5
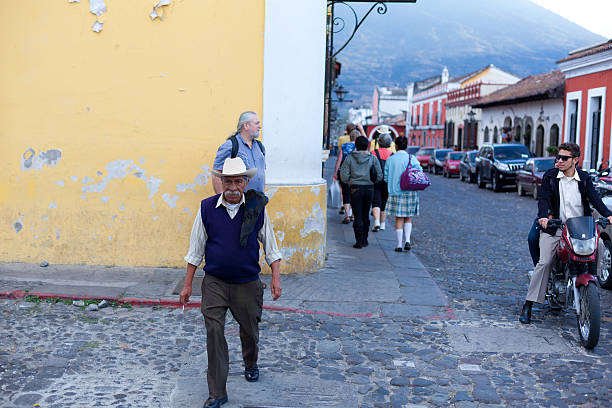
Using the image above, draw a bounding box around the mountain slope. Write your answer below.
[335,0,605,103]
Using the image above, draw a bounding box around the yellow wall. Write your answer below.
[0,0,265,267]
[263,184,327,274]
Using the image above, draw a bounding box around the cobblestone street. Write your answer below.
[2,171,612,407]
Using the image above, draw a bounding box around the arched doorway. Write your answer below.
[503,116,512,142]
[493,126,498,143]
[549,124,559,154]
[484,127,489,143]
[536,125,544,157]
[515,125,522,143]
[524,124,532,152]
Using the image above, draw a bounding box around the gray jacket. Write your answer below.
[339,151,383,186]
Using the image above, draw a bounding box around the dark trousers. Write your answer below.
[350,185,374,245]
[201,274,264,398]
[527,218,540,267]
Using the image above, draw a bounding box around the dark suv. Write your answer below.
[475,143,531,192]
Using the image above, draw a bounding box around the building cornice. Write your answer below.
[557,49,612,79]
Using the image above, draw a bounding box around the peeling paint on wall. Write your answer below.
[89,0,107,32]
[49,203,57,209]
[70,176,79,182]
[14,216,24,233]
[55,227,60,239]
[55,180,65,187]
[162,193,179,208]
[176,166,210,193]
[266,188,278,198]
[21,148,62,171]
[150,0,171,20]
[300,202,325,238]
[310,186,320,196]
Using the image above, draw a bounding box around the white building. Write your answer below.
[473,70,565,156]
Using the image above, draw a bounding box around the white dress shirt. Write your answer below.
[558,170,583,222]
[184,194,283,267]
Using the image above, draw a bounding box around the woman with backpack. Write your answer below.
[371,133,394,232]
[384,136,422,252]
[340,136,383,248]
[333,129,360,223]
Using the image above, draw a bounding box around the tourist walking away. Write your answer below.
[369,124,396,152]
[213,111,266,194]
[371,132,394,232]
[179,157,282,408]
[333,129,359,223]
[519,143,612,324]
[384,136,422,252]
[340,136,383,248]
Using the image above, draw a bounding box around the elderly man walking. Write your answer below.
[212,111,266,194]
[180,157,282,408]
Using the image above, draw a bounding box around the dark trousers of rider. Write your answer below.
[350,185,374,246]
[527,218,540,267]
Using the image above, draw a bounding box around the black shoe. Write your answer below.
[342,217,350,224]
[203,396,228,408]
[245,366,259,382]
[362,241,369,247]
[404,242,411,251]
[394,247,402,252]
[519,302,532,324]
[353,243,363,249]
[339,208,345,215]
[372,225,380,232]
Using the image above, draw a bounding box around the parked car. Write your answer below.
[443,151,466,178]
[475,143,531,192]
[406,146,420,155]
[516,157,556,199]
[459,150,478,183]
[415,147,435,170]
[428,148,453,174]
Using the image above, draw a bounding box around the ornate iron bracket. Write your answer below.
[328,1,388,57]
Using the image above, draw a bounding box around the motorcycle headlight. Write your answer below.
[496,162,510,172]
[569,237,597,256]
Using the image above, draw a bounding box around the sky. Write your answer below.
[531,0,612,39]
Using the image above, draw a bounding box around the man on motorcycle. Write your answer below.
[519,142,612,324]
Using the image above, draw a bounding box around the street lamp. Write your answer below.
[467,109,476,150]
[334,85,348,102]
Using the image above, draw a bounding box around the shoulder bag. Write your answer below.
[400,154,431,191]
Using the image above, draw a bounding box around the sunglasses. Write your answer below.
[555,154,575,162]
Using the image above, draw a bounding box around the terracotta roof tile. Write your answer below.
[473,70,564,108]
[557,39,612,63]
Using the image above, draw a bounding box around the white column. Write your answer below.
[263,0,327,185]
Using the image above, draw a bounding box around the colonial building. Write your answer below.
[408,67,451,147]
[557,39,612,170]
[1,0,328,273]
[372,87,407,125]
[445,65,521,150]
[472,70,565,156]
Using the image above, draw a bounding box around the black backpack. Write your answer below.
[374,149,392,174]
[229,135,265,159]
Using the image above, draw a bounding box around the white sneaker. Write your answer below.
[380,223,386,231]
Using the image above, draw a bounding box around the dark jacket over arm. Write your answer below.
[538,168,612,235]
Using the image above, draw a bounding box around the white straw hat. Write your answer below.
[212,157,257,178]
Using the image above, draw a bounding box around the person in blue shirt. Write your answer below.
[384,136,423,252]
[213,111,266,194]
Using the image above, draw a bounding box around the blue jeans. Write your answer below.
[527,218,540,267]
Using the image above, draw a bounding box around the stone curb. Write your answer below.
[0,290,378,317]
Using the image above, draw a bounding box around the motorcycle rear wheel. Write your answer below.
[577,283,600,349]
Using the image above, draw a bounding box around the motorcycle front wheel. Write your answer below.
[577,283,600,349]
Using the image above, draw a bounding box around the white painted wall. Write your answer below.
[379,99,406,120]
[263,0,326,185]
[478,99,564,154]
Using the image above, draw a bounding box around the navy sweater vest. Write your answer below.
[201,194,264,283]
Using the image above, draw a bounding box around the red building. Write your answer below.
[558,40,612,170]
